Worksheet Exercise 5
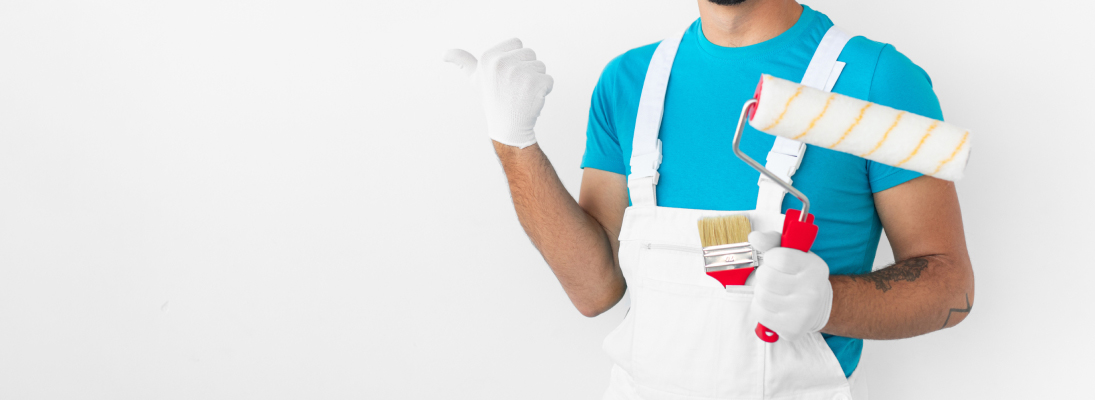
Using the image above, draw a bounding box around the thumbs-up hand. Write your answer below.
[444,38,554,149]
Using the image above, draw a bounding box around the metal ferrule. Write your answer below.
[702,242,759,272]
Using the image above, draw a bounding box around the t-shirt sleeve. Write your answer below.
[580,57,626,175]
[865,44,944,193]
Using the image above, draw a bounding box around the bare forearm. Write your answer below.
[492,141,625,316]
[822,255,974,339]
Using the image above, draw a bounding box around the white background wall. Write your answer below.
[1,0,1092,398]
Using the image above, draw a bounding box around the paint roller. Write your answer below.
[734,74,972,342]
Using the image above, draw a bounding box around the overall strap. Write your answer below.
[755,26,854,213]
[627,30,686,207]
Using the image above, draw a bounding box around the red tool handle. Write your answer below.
[706,267,755,287]
[756,208,818,343]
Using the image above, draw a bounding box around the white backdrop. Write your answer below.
[1,1,1092,399]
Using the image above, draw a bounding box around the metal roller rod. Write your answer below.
[731,99,811,222]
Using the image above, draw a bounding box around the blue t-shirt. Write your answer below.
[581,5,943,377]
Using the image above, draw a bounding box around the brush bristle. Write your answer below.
[697,215,753,248]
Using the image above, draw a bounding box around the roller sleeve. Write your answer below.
[748,74,971,181]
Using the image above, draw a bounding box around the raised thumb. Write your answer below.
[442,49,478,76]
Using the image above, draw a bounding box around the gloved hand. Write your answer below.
[443,38,554,149]
[748,231,833,343]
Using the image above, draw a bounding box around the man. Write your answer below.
[445,0,973,398]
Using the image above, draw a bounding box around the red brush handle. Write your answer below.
[756,209,818,343]
[706,267,755,287]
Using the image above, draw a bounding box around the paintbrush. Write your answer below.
[697,215,758,287]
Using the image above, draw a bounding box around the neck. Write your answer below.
[697,0,803,47]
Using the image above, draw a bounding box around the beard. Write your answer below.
[708,0,748,5]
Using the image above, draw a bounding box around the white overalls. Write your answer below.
[601,27,868,400]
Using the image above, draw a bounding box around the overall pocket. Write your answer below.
[764,332,851,397]
[629,244,764,398]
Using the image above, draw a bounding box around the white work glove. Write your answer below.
[443,38,554,148]
[749,231,833,343]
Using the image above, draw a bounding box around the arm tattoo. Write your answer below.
[848,257,929,293]
[941,293,972,329]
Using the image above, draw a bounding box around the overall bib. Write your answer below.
[601,27,868,400]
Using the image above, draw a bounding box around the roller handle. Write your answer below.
[756,208,818,343]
